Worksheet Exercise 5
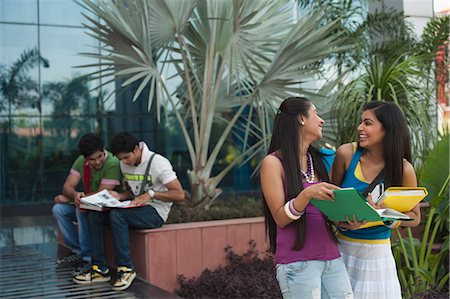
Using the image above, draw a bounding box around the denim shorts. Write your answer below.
[276,257,354,299]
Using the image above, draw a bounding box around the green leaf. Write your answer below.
[419,136,449,206]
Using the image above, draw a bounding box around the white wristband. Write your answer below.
[284,202,301,221]
[147,189,155,199]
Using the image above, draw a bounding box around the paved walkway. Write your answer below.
[0,243,180,299]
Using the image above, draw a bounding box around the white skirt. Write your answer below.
[339,238,402,299]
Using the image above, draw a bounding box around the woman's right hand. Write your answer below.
[303,182,340,202]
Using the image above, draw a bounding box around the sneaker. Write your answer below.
[112,266,136,291]
[72,261,91,276]
[73,265,110,284]
[56,253,83,268]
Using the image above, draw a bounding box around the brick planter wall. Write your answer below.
[103,217,267,292]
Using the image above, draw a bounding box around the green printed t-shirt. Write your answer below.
[71,151,122,192]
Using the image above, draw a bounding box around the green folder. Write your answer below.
[310,188,412,222]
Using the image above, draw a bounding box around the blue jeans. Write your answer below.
[52,203,91,261]
[88,205,164,270]
[276,258,354,299]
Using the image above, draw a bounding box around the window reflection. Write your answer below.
[0,0,37,24]
[39,0,95,27]
[0,0,260,206]
[40,25,99,121]
[0,24,38,78]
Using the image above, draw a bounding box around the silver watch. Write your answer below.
[147,189,155,199]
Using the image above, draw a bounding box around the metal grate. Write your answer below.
[0,245,179,299]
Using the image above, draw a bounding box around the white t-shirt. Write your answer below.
[120,142,178,221]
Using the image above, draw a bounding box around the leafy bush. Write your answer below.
[176,241,281,299]
[392,136,450,298]
[167,196,263,224]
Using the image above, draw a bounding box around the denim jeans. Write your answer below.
[88,205,164,270]
[276,257,354,299]
[52,203,91,261]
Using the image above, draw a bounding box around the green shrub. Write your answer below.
[167,196,263,224]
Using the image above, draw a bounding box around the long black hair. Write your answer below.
[361,101,411,187]
[262,97,336,254]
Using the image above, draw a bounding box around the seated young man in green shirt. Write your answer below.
[52,133,122,272]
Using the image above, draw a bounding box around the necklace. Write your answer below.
[301,152,315,183]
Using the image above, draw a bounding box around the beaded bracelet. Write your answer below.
[288,198,304,217]
[284,201,301,221]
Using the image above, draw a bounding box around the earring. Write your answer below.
[299,120,305,126]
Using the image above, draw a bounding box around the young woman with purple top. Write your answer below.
[261,97,354,299]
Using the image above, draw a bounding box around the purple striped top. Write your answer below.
[275,182,340,264]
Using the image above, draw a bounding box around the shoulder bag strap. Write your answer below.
[362,168,385,197]
[139,153,156,195]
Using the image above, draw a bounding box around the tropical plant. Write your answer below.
[296,3,428,150]
[78,0,351,208]
[418,15,450,126]
[297,0,366,75]
[332,53,433,162]
[419,15,450,71]
[392,135,449,298]
[330,10,448,164]
[354,8,417,63]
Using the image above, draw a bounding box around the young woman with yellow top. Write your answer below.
[332,101,421,299]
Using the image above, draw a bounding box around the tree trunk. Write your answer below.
[185,168,222,210]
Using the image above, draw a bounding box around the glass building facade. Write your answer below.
[0,0,259,208]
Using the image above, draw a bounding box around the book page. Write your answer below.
[385,190,426,196]
[80,189,122,207]
[105,200,132,208]
[376,208,411,220]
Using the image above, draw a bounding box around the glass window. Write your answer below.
[0,22,42,203]
[39,0,96,27]
[39,25,99,116]
[0,23,38,71]
[0,24,40,117]
[41,116,97,201]
[0,0,37,24]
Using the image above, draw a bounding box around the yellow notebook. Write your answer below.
[374,187,428,212]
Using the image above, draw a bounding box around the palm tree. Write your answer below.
[354,8,417,63]
[78,0,351,208]
[418,15,450,126]
[330,9,440,163]
[332,54,433,163]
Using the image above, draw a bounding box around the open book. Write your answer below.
[372,187,428,212]
[79,189,137,211]
[310,188,413,222]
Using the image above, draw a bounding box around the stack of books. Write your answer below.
[310,187,428,222]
